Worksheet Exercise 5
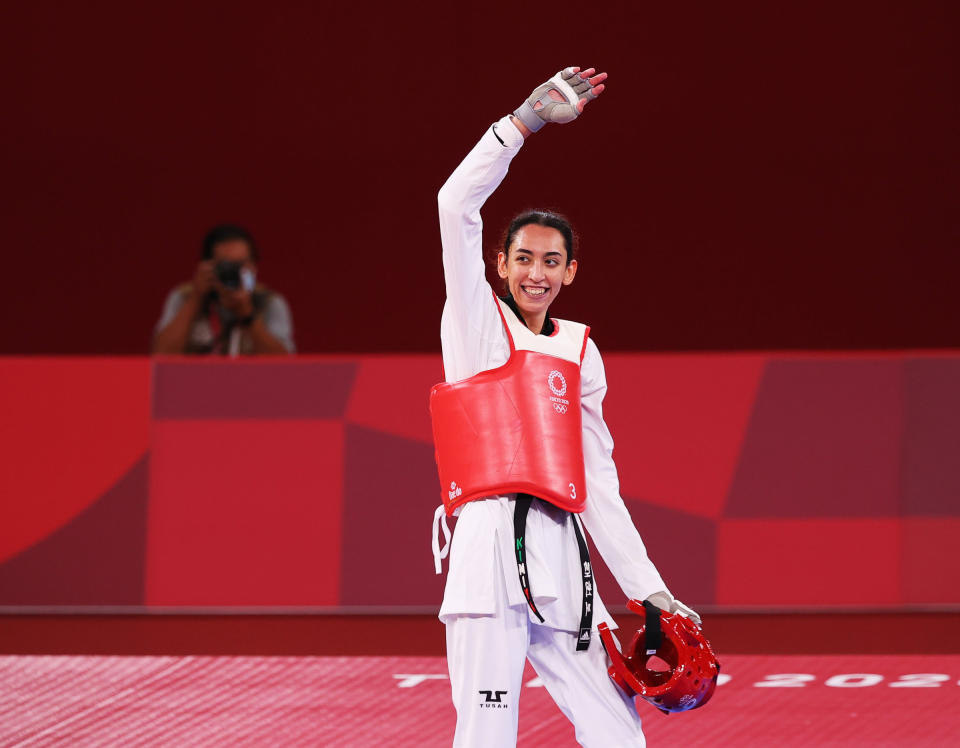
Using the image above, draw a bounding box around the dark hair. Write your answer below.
[501,210,577,265]
[201,224,259,262]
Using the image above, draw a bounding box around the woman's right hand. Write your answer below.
[512,67,608,134]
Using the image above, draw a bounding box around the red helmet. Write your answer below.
[597,599,720,714]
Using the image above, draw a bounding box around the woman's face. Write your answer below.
[497,225,578,323]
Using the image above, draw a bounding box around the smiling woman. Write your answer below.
[428,67,710,747]
[496,215,578,335]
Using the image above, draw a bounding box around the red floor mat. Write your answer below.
[3,654,958,746]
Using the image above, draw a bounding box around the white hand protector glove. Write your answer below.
[513,67,603,132]
[644,591,703,626]
[671,598,702,626]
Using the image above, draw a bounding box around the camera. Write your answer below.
[215,261,242,289]
[215,261,255,291]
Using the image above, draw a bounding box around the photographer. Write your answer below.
[152,224,295,355]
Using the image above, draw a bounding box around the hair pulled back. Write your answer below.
[501,210,577,265]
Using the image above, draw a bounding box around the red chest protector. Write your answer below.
[430,294,590,516]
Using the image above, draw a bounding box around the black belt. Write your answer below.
[514,494,594,652]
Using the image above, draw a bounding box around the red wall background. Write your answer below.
[1,2,957,355]
[2,355,957,612]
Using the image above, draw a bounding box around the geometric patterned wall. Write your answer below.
[1,354,958,612]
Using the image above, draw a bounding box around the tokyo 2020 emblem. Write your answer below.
[547,370,567,397]
[548,370,569,413]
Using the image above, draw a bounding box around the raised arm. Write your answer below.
[436,115,524,344]
[437,67,607,381]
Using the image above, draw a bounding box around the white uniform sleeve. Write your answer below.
[579,338,671,601]
[438,116,524,383]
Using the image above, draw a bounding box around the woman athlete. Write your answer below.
[432,67,700,747]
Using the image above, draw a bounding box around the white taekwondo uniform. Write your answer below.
[435,115,669,747]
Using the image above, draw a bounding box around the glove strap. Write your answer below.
[512,101,546,133]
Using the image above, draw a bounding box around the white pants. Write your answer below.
[445,602,645,747]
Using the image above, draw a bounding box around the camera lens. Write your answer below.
[215,261,242,289]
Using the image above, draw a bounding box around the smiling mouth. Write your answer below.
[521,285,548,298]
